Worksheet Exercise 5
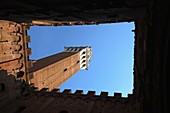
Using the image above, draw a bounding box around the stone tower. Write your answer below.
[28,46,92,90]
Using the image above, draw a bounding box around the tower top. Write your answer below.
[64,46,92,70]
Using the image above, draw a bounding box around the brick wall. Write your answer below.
[29,52,80,90]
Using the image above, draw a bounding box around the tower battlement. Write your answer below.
[33,87,133,99]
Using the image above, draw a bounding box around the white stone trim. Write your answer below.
[64,46,92,70]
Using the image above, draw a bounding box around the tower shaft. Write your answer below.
[28,52,80,90]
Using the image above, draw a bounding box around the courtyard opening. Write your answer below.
[28,22,135,97]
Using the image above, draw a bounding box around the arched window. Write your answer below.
[82,51,86,55]
[82,60,86,63]
[81,64,86,68]
[81,56,86,60]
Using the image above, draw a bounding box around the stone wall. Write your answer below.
[0,0,149,24]
[0,88,138,113]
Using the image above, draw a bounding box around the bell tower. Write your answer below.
[28,46,92,90]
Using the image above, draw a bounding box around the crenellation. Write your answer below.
[74,90,83,95]
[15,88,136,113]
[26,48,32,56]
[26,35,31,43]
[33,87,131,100]
[62,89,72,94]
[127,94,134,101]
[0,82,138,113]
[51,88,60,93]
[27,60,33,68]
[100,92,108,97]
[87,91,96,96]
[114,92,122,98]
[35,90,126,102]
[40,88,49,92]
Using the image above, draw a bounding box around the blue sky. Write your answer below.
[28,22,135,97]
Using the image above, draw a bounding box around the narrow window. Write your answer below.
[77,60,80,63]
[82,60,86,63]
[82,51,86,55]
[81,56,86,59]
[64,68,67,72]
[81,64,86,68]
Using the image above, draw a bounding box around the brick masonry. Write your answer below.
[28,52,80,90]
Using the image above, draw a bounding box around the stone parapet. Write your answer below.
[0,87,138,113]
